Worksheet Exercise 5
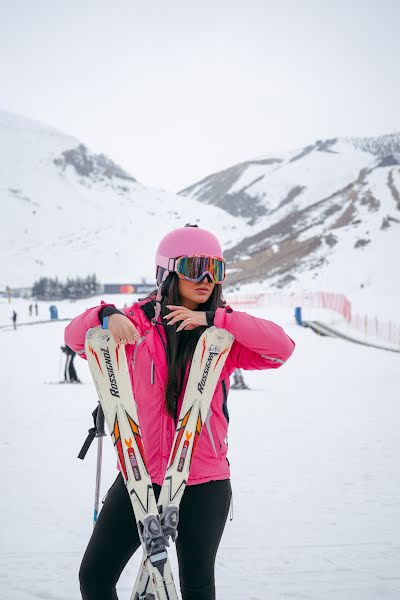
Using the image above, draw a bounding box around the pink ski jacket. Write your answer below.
[65,300,295,486]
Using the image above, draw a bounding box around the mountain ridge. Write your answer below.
[180,135,400,295]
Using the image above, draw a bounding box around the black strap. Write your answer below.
[221,379,229,423]
[78,405,106,460]
[140,299,156,321]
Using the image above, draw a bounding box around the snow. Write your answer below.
[253,142,372,219]
[1,296,399,599]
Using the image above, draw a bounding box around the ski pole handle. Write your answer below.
[95,404,106,438]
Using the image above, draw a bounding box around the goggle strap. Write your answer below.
[156,254,174,270]
[153,269,170,325]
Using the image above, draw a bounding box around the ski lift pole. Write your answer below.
[93,404,106,528]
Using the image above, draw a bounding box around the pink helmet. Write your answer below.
[152,224,223,323]
[155,224,223,277]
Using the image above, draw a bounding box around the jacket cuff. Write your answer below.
[213,306,233,328]
[98,305,124,325]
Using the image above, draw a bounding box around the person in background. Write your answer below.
[61,344,80,383]
[35,302,38,316]
[231,368,249,389]
[12,310,17,330]
[29,304,33,316]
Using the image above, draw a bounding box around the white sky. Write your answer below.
[1,0,400,190]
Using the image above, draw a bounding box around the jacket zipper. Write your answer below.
[131,336,144,370]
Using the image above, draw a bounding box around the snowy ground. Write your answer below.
[1,297,399,599]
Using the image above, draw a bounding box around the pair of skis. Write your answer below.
[85,325,234,600]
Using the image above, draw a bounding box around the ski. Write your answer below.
[85,326,178,600]
[85,325,233,600]
[131,327,234,600]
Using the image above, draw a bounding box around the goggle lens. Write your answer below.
[175,255,226,284]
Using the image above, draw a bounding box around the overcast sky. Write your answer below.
[1,0,399,190]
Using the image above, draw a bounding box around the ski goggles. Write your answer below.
[174,255,226,284]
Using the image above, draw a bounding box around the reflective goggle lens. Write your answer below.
[175,255,226,284]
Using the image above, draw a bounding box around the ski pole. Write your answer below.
[93,404,106,528]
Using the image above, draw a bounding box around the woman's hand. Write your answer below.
[164,305,207,332]
[108,313,140,345]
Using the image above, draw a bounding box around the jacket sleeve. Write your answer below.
[214,306,295,373]
[64,301,117,359]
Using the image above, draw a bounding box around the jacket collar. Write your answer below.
[140,299,156,321]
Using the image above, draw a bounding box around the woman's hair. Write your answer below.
[144,273,225,419]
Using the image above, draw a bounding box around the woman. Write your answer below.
[65,224,295,600]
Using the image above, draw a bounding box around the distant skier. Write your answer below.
[12,310,17,330]
[64,225,295,600]
[231,368,250,390]
[29,304,33,316]
[61,344,80,383]
[34,302,38,316]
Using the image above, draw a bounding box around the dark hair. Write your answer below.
[144,273,225,419]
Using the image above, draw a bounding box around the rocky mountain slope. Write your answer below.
[180,135,400,294]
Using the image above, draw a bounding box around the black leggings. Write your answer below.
[80,474,232,600]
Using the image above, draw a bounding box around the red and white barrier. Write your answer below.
[227,290,351,319]
[226,291,399,348]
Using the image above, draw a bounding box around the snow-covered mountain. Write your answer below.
[180,136,400,295]
[2,110,399,300]
[0,111,247,288]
